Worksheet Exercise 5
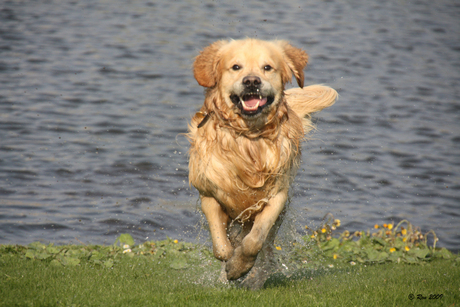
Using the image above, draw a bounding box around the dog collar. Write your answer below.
[197,111,214,128]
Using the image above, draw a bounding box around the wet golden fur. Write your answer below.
[187,38,337,288]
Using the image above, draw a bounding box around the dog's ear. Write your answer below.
[278,41,308,88]
[193,40,227,88]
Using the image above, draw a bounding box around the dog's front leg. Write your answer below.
[201,196,233,261]
[226,190,288,280]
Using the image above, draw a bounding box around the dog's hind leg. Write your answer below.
[219,222,252,284]
[239,211,285,290]
[226,190,288,281]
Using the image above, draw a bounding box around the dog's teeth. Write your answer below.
[239,97,260,110]
[240,98,248,109]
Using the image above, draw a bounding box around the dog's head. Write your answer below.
[194,39,308,120]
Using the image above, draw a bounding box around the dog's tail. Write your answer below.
[285,84,338,133]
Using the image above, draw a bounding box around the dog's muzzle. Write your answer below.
[230,76,275,116]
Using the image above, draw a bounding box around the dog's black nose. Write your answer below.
[243,76,261,87]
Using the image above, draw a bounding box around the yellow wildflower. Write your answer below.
[333,254,338,259]
[275,246,282,251]
[321,228,327,233]
[403,237,407,242]
[374,224,379,229]
[387,224,393,230]
[383,223,388,228]
[310,235,316,239]
[401,229,407,235]
[390,247,396,253]
[405,246,410,251]
[173,239,178,244]
[333,219,341,227]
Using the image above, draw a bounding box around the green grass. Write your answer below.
[1,249,458,306]
[1,220,459,306]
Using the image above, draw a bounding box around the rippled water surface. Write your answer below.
[1,0,459,251]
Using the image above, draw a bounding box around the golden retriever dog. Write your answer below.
[188,38,337,289]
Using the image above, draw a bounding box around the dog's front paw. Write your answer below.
[225,246,256,280]
[218,261,229,284]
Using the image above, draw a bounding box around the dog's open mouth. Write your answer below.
[230,92,275,116]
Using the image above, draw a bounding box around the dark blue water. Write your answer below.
[1,0,459,252]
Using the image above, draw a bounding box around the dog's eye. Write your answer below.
[232,64,241,71]
[264,65,272,71]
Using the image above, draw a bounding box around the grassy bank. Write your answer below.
[1,221,459,306]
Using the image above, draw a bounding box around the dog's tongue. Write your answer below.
[242,97,267,111]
